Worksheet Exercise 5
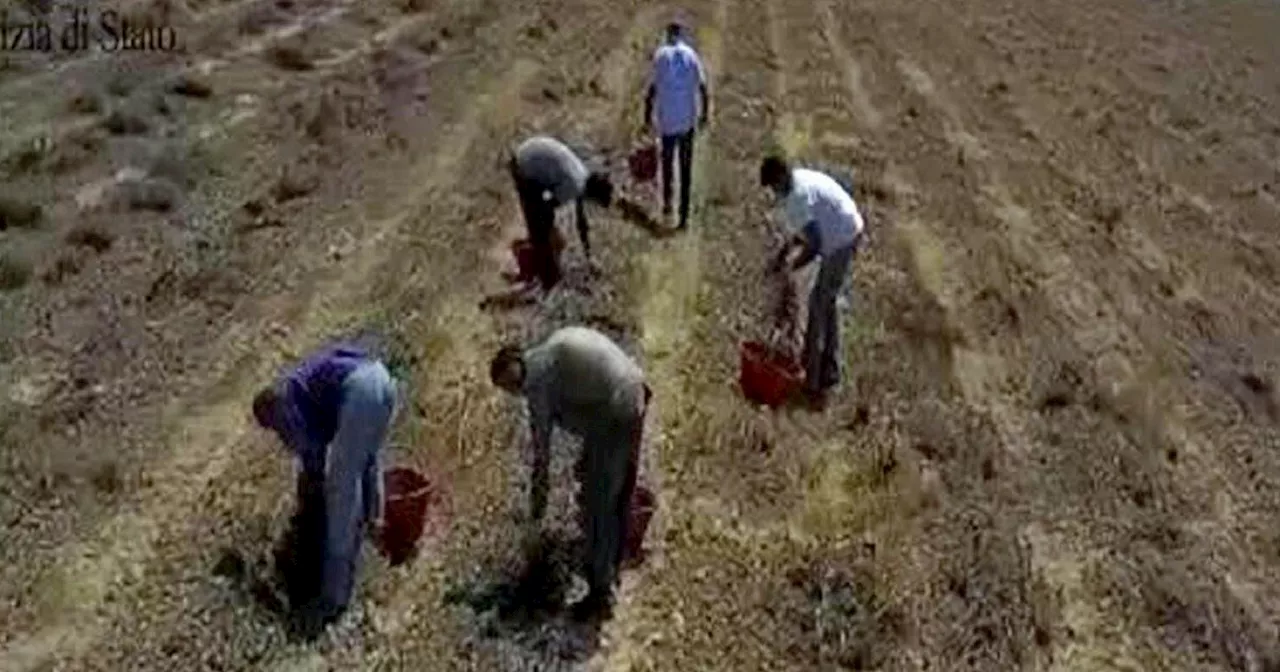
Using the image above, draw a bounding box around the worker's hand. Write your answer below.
[521,525,545,561]
[768,250,788,275]
[367,516,386,540]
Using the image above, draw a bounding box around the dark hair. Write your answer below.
[489,344,525,385]
[759,155,790,189]
[665,22,683,39]
[252,384,279,429]
[584,171,614,208]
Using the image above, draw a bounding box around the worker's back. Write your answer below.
[528,326,646,432]
[651,39,704,136]
[512,136,589,203]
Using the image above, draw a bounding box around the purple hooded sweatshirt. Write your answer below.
[272,343,372,475]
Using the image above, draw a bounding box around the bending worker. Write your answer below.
[489,326,651,620]
[508,135,616,292]
[251,341,397,634]
[643,20,709,230]
[760,154,866,407]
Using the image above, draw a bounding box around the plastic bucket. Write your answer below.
[739,341,802,408]
[629,143,658,183]
[510,232,566,282]
[623,483,655,566]
[512,239,537,282]
[380,467,432,566]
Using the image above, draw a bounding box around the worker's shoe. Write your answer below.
[291,599,343,641]
[802,386,830,411]
[572,589,614,623]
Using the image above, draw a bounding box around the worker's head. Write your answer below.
[584,171,614,208]
[489,344,526,394]
[251,384,281,431]
[664,21,683,43]
[759,154,792,197]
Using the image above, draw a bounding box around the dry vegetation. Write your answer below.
[2,0,1280,669]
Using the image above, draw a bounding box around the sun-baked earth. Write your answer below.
[2,0,1279,668]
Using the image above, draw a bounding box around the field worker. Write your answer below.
[760,155,866,407]
[251,341,397,634]
[489,326,651,621]
[508,135,616,292]
[643,20,709,230]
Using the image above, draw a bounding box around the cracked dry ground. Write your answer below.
[2,0,1280,669]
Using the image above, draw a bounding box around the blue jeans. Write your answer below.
[804,240,858,393]
[316,361,397,617]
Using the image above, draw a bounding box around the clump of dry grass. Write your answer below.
[46,128,105,174]
[102,106,152,135]
[238,1,288,36]
[41,251,83,286]
[395,0,431,13]
[780,554,903,669]
[914,509,1045,671]
[0,252,34,291]
[2,140,47,176]
[267,43,314,71]
[272,165,319,203]
[106,70,145,98]
[116,176,182,212]
[0,195,43,230]
[67,91,104,115]
[65,222,115,253]
[167,73,213,99]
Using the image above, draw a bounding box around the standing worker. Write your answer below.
[251,341,398,635]
[489,326,651,621]
[509,135,616,292]
[759,155,866,407]
[644,21,710,230]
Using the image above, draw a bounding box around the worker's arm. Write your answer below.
[644,82,656,130]
[699,81,710,126]
[273,384,328,477]
[361,449,384,531]
[527,392,554,524]
[790,221,821,270]
[771,223,820,273]
[575,198,592,261]
[697,56,710,126]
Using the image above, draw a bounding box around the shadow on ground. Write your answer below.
[615,196,678,239]
[442,531,604,664]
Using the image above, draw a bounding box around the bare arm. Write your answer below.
[791,221,822,270]
[528,393,554,523]
[772,224,819,273]
[699,81,710,125]
[644,82,656,129]
[575,198,592,261]
[697,55,710,125]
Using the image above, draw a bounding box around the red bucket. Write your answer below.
[510,232,566,282]
[379,467,432,566]
[511,239,537,282]
[629,143,658,183]
[623,483,655,567]
[739,341,802,408]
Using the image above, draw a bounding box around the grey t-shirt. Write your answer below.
[522,326,647,439]
[512,135,590,205]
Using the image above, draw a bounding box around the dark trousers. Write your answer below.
[573,384,650,604]
[509,157,562,290]
[279,473,327,612]
[661,130,696,227]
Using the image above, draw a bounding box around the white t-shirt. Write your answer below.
[781,168,864,255]
[651,40,705,137]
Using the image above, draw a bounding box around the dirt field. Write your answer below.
[2,0,1279,668]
